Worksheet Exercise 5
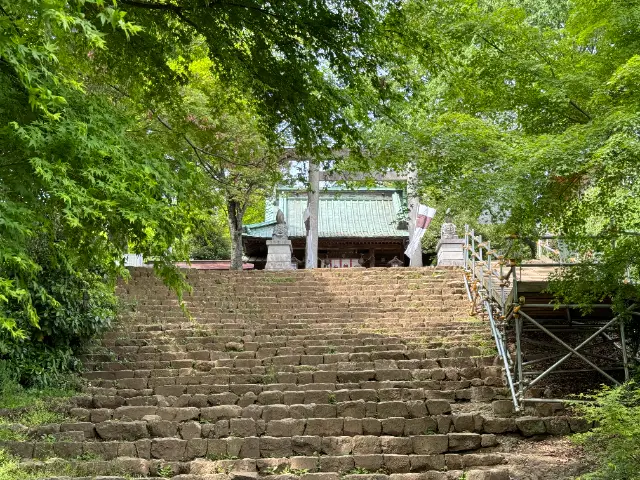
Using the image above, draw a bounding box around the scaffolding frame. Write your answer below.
[462,226,631,411]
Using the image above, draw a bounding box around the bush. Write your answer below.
[573,382,640,480]
[189,211,231,260]
[0,240,117,388]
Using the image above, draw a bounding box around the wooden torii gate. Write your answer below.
[304,160,422,268]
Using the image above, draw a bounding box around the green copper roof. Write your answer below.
[244,188,409,239]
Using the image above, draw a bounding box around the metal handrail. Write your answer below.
[464,225,635,410]
[464,226,520,410]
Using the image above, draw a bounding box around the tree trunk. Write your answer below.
[227,199,245,270]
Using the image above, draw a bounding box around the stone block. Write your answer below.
[239,437,260,459]
[118,441,137,457]
[180,422,202,440]
[186,438,208,459]
[201,405,242,422]
[515,417,547,437]
[452,414,474,432]
[207,438,228,458]
[482,418,516,434]
[466,470,510,480]
[448,433,481,452]
[406,400,428,418]
[266,419,306,437]
[353,454,384,471]
[321,436,353,455]
[384,454,411,473]
[377,401,409,418]
[231,418,258,437]
[301,473,340,480]
[381,436,413,455]
[405,417,437,436]
[148,420,178,438]
[290,456,319,471]
[262,405,290,422]
[382,417,405,436]
[409,454,446,471]
[319,455,355,473]
[95,421,148,441]
[337,400,366,419]
[292,436,322,455]
[545,417,570,436]
[362,418,382,435]
[412,435,448,455]
[113,457,150,476]
[151,438,187,461]
[305,418,343,436]
[481,434,498,447]
[426,401,451,416]
[335,413,358,434]
[260,437,293,458]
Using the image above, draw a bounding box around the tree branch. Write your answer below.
[569,99,592,121]
[119,0,202,31]
[0,5,22,36]
[479,34,505,54]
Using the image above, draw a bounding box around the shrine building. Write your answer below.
[242,187,410,269]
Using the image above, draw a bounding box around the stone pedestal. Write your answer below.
[436,237,465,267]
[265,239,295,270]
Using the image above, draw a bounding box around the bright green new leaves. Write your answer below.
[0,0,139,117]
[351,0,640,309]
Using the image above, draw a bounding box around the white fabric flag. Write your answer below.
[405,205,436,258]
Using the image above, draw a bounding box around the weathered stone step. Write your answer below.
[93,342,489,358]
[118,314,471,325]
[123,305,468,314]
[84,357,498,378]
[100,336,478,349]
[83,369,499,390]
[121,305,468,314]
[127,302,468,312]
[80,383,506,406]
[72,384,484,407]
[21,472,511,480]
[129,303,467,312]
[20,407,582,439]
[11,450,505,478]
[4,433,503,462]
[97,338,482,352]
[99,331,486,346]
[88,341,491,362]
[82,380,505,403]
[9,411,582,445]
[101,324,486,340]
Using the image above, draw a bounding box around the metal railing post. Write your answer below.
[471,230,476,275]
[515,314,524,401]
[464,225,469,271]
[487,241,492,300]
[620,319,630,382]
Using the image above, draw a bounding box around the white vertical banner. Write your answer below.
[405,205,436,259]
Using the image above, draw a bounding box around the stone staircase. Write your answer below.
[0,268,590,479]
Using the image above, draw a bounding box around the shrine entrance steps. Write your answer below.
[1,267,589,479]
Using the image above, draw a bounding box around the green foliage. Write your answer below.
[573,382,640,479]
[189,209,232,260]
[0,361,78,409]
[157,464,174,478]
[1,0,392,384]
[0,362,76,429]
[0,448,93,479]
[345,0,640,314]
